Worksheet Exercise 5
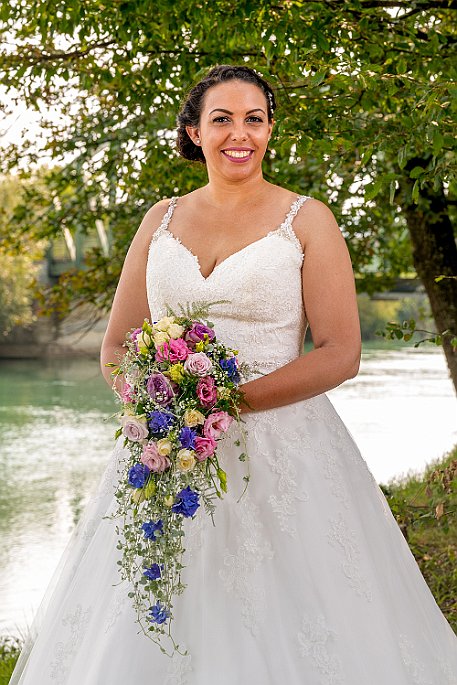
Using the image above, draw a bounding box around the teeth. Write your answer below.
[223,150,251,158]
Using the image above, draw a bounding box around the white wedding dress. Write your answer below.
[10,195,457,684]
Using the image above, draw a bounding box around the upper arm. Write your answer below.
[297,199,361,369]
[101,199,170,349]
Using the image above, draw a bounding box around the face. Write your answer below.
[186,80,273,178]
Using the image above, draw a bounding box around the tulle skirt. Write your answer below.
[10,393,457,684]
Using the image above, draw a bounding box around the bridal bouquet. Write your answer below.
[107,301,250,656]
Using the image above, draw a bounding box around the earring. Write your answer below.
[196,138,200,144]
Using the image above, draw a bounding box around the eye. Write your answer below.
[213,116,229,123]
[247,116,263,122]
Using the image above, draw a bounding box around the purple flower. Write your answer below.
[147,410,175,436]
[128,463,150,488]
[143,563,163,581]
[147,601,170,624]
[184,323,215,349]
[141,519,164,540]
[171,486,200,518]
[146,372,175,407]
[219,356,240,383]
[179,426,197,449]
[129,327,142,342]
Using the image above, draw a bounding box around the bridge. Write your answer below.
[42,225,424,301]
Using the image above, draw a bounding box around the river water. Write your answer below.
[1,346,455,635]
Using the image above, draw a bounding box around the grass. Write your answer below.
[380,443,457,633]
[0,637,22,685]
[1,446,456,679]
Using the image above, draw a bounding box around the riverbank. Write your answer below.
[1,443,456,683]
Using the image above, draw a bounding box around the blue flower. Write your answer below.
[179,426,197,449]
[128,463,150,488]
[147,601,170,625]
[148,410,175,436]
[143,563,163,581]
[142,519,164,540]
[219,357,240,383]
[171,486,200,518]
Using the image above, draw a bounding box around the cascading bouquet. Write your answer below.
[107,301,250,656]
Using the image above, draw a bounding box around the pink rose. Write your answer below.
[194,436,216,461]
[140,443,171,472]
[183,352,213,376]
[121,383,136,404]
[203,411,234,439]
[196,376,217,407]
[155,338,191,363]
[121,416,149,442]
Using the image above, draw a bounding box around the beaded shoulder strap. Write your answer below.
[275,195,311,253]
[150,196,179,242]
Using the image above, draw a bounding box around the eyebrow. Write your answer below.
[208,108,266,116]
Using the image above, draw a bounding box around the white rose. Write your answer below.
[153,331,170,346]
[177,449,196,472]
[167,323,185,339]
[157,438,173,456]
[153,316,176,332]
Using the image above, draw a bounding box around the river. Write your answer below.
[1,344,455,635]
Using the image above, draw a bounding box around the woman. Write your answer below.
[10,65,457,684]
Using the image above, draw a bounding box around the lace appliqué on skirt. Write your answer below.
[164,653,193,685]
[297,613,344,684]
[49,604,92,683]
[326,513,373,602]
[266,445,309,538]
[218,491,275,636]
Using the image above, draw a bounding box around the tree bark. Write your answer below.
[398,163,457,394]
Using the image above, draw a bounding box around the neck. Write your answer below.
[200,168,271,209]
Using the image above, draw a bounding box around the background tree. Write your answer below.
[0,0,455,385]
[0,175,45,335]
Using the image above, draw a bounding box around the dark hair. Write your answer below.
[176,65,276,164]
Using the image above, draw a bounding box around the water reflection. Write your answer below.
[0,359,115,634]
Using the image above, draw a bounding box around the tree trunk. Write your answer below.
[398,163,457,394]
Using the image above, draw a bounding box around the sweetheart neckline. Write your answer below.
[161,222,303,281]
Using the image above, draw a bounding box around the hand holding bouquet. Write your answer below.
[107,301,249,656]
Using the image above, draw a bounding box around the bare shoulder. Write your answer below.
[139,197,172,232]
[294,197,342,250]
[133,197,173,248]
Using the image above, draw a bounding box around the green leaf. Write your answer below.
[432,129,444,157]
[217,467,227,493]
[397,146,408,170]
[360,145,374,167]
[364,178,384,201]
[389,179,397,205]
[310,70,326,87]
[409,166,425,179]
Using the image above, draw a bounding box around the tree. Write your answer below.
[0,0,455,385]
[0,175,44,335]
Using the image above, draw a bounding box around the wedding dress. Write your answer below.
[10,194,457,685]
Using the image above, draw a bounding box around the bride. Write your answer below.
[10,64,457,684]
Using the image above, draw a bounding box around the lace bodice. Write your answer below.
[146,194,310,379]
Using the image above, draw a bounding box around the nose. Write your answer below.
[230,124,248,141]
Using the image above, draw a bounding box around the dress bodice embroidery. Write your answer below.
[146,194,311,381]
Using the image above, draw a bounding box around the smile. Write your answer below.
[221,150,254,162]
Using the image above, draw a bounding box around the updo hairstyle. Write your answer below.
[176,65,276,164]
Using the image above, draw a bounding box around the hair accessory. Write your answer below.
[266,90,274,113]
